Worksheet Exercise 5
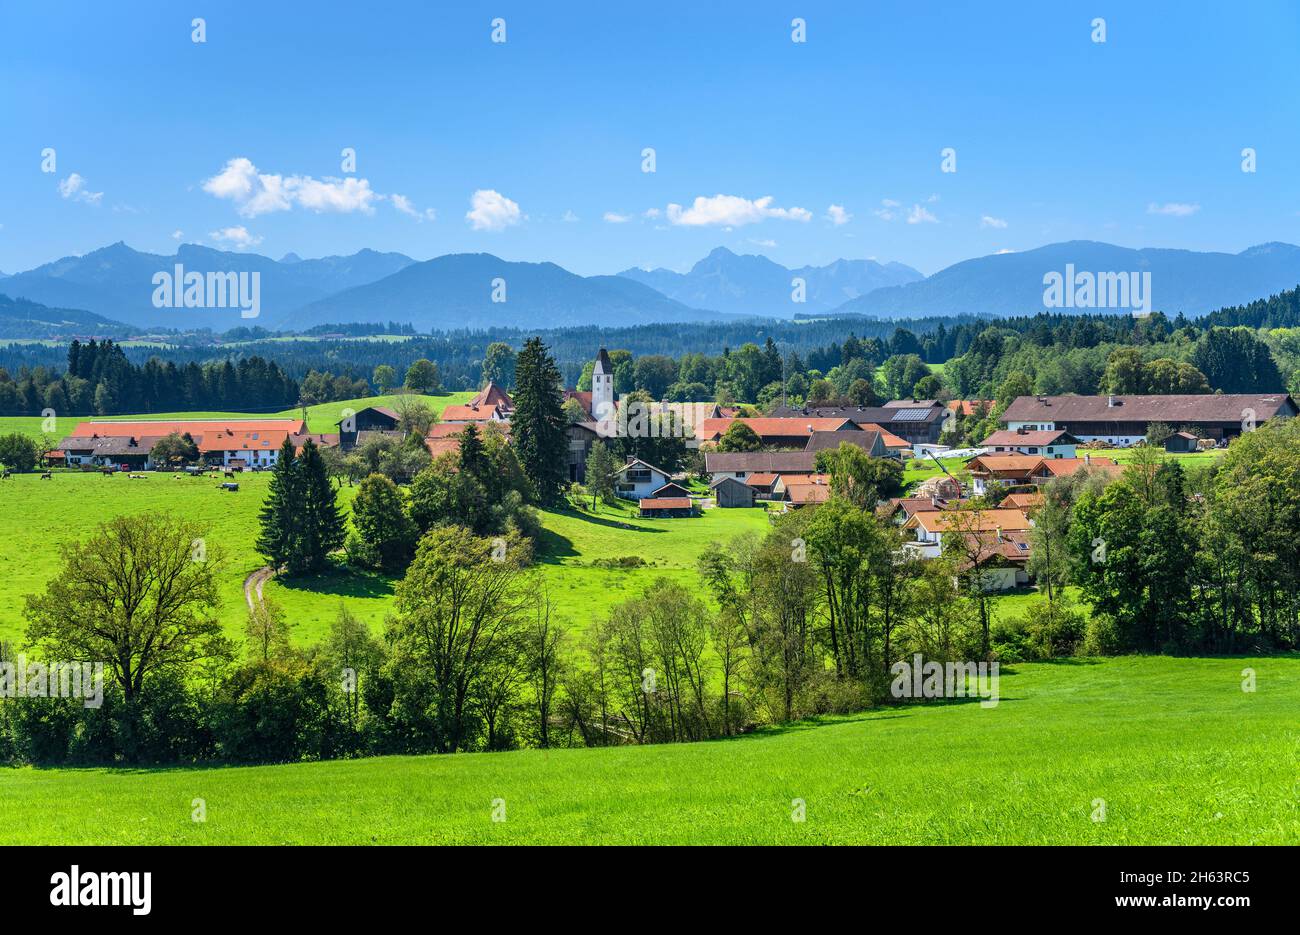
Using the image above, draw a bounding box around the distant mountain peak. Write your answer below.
[280,252,303,264]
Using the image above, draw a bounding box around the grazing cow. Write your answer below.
[40,471,52,480]
[224,470,235,479]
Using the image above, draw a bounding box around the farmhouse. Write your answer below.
[336,405,400,448]
[880,496,947,525]
[60,418,308,470]
[980,428,1079,459]
[1000,393,1298,446]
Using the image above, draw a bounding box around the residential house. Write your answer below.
[612,458,672,500]
[980,428,1079,459]
[1029,455,1122,484]
[337,405,400,448]
[964,454,1043,495]
[902,507,1033,561]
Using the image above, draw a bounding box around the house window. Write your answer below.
[626,469,651,482]
[1028,447,1039,454]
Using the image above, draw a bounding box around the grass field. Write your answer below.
[4,655,1296,844]
[0,465,772,647]
[0,390,474,441]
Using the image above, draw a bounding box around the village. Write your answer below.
[35,346,1299,593]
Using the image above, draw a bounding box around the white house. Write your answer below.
[979,428,1079,459]
[611,458,672,500]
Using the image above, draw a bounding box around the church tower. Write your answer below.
[592,347,616,431]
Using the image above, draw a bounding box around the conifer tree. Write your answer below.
[511,336,567,505]
[256,437,299,571]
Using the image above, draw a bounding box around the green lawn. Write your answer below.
[537,498,771,628]
[1085,446,1225,466]
[0,391,474,441]
[4,655,1295,844]
[0,470,768,647]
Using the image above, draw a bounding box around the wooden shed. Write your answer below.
[710,475,756,508]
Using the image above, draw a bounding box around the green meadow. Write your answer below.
[3,655,1295,845]
[0,457,771,647]
[0,390,474,440]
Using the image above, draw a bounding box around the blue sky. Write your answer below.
[2,0,1298,276]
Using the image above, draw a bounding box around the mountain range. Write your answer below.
[833,241,1300,319]
[2,240,1300,335]
[619,247,923,316]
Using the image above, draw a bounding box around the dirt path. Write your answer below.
[243,566,274,610]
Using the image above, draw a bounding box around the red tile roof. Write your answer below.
[639,497,693,509]
[70,418,304,438]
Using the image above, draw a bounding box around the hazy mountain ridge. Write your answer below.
[828,240,1300,318]
[619,246,924,316]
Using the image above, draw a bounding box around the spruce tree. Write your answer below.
[256,437,299,571]
[297,437,346,573]
[511,336,567,505]
[457,423,488,481]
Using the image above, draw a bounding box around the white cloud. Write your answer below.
[873,199,901,221]
[642,208,661,219]
[927,193,940,203]
[390,193,436,222]
[603,211,632,224]
[825,204,852,226]
[171,229,184,240]
[981,215,1008,229]
[202,157,379,217]
[748,238,778,248]
[995,248,1016,254]
[466,189,523,231]
[561,210,579,222]
[907,204,938,224]
[209,225,263,249]
[664,194,812,227]
[57,173,103,205]
[1147,202,1200,217]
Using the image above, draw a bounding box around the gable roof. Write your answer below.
[614,457,671,479]
[1032,456,1121,478]
[1002,394,1299,424]
[470,382,513,410]
[904,508,1033,535]
[1000,491,1045,510]
[651,481,692,498]
[709,475,751,490]
[965,454,1044,475]
[704,451,818,474]
[804,429,884,454]
[981,429,1078,447]
[639,497,692,509]
[441,402,503,422]
[786,483,832,505]
[745,472,778,487]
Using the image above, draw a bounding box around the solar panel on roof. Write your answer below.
[890,408,931,422]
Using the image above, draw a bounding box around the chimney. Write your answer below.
[1107,395,1118,407]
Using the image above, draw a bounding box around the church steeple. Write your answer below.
[592,347,615,428]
